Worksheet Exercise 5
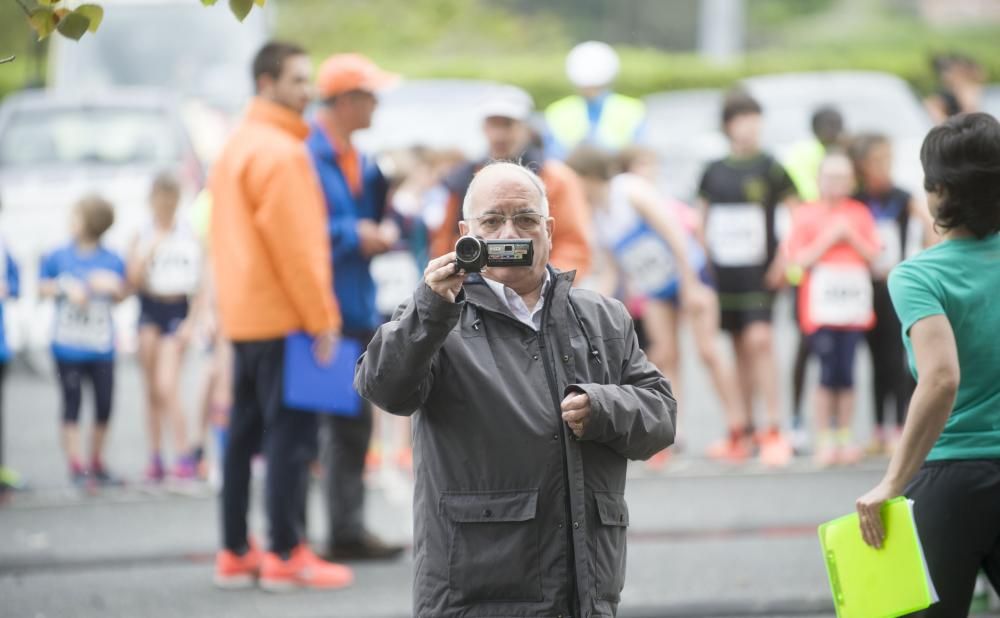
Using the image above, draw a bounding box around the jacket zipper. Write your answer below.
[467,285,580,615]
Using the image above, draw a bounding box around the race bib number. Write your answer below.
[148,237,201,296]
[874,220,902,274]
[617,232,677,296]
[371,251,420,317]
[809,264,873,328]
[706,203,767,267]
[53,300,113,352]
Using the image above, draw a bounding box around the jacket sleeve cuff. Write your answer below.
[415,282,464,328]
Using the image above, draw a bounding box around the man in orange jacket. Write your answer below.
[209,41,352,592]
[429,85,592,280]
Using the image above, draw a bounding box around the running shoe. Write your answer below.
[214,542,263,589]
[758,428,793,468]
[259,544,354,592]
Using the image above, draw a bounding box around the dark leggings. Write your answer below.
[57,360,114,425]
[905,460,1000,617]
[867,280,915,427]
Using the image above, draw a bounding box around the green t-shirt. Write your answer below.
[888,233,1000,461]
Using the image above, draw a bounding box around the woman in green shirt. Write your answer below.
[855,112,1000,616]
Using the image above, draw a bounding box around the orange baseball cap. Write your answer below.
[317,53,400,99]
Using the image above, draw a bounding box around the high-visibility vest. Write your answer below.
[784,139,826,203]
[545,93,645,153]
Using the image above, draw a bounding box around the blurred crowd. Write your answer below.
[0,34,993,585]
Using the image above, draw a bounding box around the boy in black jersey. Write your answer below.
[696,89,799,465]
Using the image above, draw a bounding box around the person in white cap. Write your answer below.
[544,41,647,159]
[429,84,593,281]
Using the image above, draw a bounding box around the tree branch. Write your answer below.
[0,56,15,64]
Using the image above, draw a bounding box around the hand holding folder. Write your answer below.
[818,497,938,618]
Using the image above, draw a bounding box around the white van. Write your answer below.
[47,0,271,161]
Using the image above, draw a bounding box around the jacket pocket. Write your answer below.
[440,489,543,603]
[591,491,629,602]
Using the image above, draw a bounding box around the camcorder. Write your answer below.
[455,236,534,272]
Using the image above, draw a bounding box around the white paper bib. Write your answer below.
[809,264,874,328]
[706,203,768,267]
[147,236,202,296]
[53,300,113,352]
[371,250,421,317]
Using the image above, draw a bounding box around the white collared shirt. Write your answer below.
[482,270,551,331]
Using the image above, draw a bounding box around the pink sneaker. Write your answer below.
[814,445,838,468]
[837,444,865,466]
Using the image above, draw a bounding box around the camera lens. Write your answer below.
[456,237,481,261]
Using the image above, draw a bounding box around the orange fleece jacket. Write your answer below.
[210,97,340,340]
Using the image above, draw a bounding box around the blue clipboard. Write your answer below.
[283,332,363,416]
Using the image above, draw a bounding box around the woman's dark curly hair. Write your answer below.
[920,112,1000,239]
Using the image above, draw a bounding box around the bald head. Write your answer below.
[462,162,549,220]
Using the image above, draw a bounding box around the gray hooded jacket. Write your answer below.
[355,268,676,618]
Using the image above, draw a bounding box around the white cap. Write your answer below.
[477,85,534,121]
[566,41,620,88]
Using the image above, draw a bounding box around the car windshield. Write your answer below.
[0,107,179,167]
[49,4,265,111]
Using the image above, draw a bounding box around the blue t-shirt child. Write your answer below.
[40,244,126,362]
[0,250,20,363]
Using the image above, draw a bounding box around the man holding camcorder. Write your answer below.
[355,161,677,618]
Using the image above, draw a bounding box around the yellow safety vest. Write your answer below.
[784,139,826,203]
[545,93,645,153]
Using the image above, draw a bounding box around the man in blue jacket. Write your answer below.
[306,53,403,561]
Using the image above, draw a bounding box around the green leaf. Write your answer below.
[56,11,91,40]
[200,0,219,5]
[36,0,61,6]
[253,0,266,6]
[228,0,253,21]
[75,4,104,32]
[28,8,57,40]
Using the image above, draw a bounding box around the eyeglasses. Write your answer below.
[473,212,546,233]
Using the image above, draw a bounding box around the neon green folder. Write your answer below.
[818,497,939,618]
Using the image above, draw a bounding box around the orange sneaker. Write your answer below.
[758,429,793,468]
[646,449,673,471]
[259,544,354,592]
[706,434,751,463]
[214,543,262,589]
[394,447,413,471]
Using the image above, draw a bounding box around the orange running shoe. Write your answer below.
[706,432,751,463]
[259,544,354,592]
[395,447,413,471]
[214,542,262,589]
[646,449,673,471]
[758,428,793,468]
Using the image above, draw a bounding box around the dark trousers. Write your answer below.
[905,459,1000,617]
[222,339,318,555]
[867,280,915,427]
[56,360,114,424]
[321,330,374,546]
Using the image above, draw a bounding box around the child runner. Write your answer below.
[127,172,203,481]
[785,153,881,466]
[0,238,19,496]
[567,145,748,463]
[617,145,756,464]
[39,195,127,487]
[848,133,932,455]
[696,89,798,463]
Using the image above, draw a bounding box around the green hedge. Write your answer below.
[373,32,1000,109]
